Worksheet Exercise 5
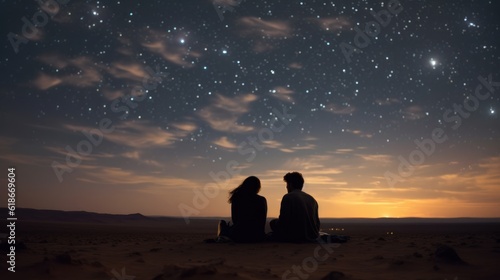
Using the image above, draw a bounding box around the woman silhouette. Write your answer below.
[220,176,267,242]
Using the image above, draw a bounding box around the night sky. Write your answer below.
[1,0,499,218]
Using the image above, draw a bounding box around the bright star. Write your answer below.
[430,58,437,68]
[490,107,496,115]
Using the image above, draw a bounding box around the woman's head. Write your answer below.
[228,176,261,203]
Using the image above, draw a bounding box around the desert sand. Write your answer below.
[1,211,499,280]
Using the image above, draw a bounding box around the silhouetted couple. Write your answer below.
[220,172,320,243]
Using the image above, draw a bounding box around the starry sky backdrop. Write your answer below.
[1,0,499,218]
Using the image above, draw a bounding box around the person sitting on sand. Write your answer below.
[270,172,320,243]
[219,176,267,242]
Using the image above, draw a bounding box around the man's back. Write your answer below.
[278,190,320,242]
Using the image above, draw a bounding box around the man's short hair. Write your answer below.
[284,172,304,190]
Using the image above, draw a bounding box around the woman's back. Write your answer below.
[230,194,267,242]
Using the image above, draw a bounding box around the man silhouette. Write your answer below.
[270,172,320,242]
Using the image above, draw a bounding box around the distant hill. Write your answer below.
[0,208,162,224]
[1,208,499,224]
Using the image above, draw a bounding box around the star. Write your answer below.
[429,58,437,68]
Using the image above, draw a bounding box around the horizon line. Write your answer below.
[5,207,500,220]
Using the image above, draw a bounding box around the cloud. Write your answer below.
[34,55,102,89]
[198,93,258,133]
[311,17,351,32]
[61,121,190,149]
[282,155,343,173]
[357,154,393,165]
[76,165,194,190]
[105,121,186,148]
[122,151,140,160]
[102,89,126,100]
[403,105,425,120]
[107,62,154,82]
[345,129,373,138]
[291,143,317,151]
[236,17,292,53]
[171,121,197,133]
[261,140,297,153]
[334,148,355,154]
[237,17,292,38]
[121,151,163,167]
[288,62,303,69]
[324,103,356,115]
[141,30,202,68]
[33,73,63,90]
[270,86,294,103]
[213,136,238,150]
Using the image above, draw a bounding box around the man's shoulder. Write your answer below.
[289,190,318,203]
[284,190,314,199]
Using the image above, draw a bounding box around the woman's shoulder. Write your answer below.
[256,194,267,202]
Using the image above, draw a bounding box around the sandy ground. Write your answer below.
[1,219,500,280]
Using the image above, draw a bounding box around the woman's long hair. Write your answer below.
[228,176,261,203]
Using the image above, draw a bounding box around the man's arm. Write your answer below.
[278,195,293,226]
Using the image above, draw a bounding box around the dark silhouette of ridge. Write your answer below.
[0,208,179,224]
[2,208,499,225]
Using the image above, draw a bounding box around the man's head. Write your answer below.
[284,172,304,192]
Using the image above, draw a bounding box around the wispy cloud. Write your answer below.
[141,30,201,68]
[403,105,426,120]
[105,121,187,148]
[198,93,258,133]
[270,86,294,103]
[236,17,292,52]
[345,129,373,138]
[237,17,292,38]
[288,62,303,69]
[213,136,238,150]
[34,55,102,89]
[107,62,154,82]
[310,17,351,32]
[357,154,393,165]
[324,103,356,115]
[77,165,194,191]
[62,121,191,149]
